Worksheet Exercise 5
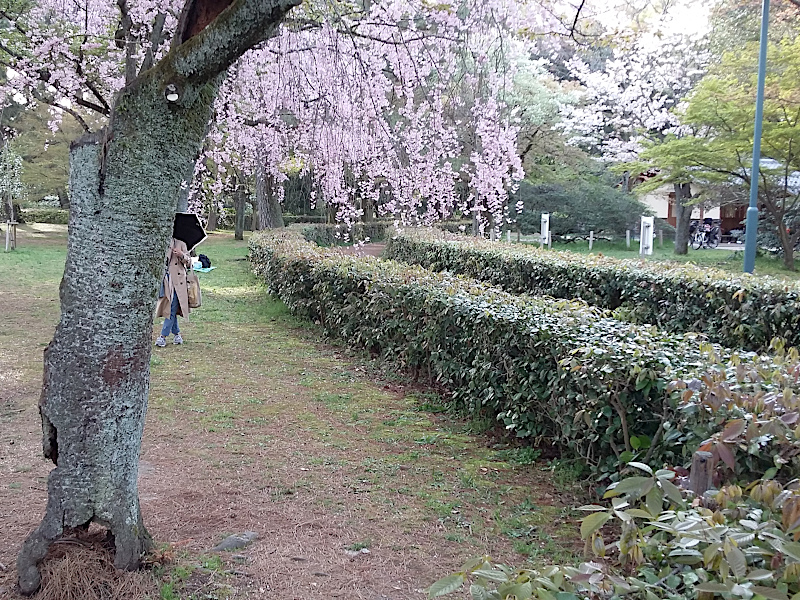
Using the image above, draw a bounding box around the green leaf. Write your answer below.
[603,477,654,499]
[472,569,510,583]
[726,546,747,579]
[581,512,611,539]
[646,485,664,517]
[747,570,775,582]
[470,584,491,600]
[576,505,607,512]
[778,540,800,563]
[659,478,684,506]
[498,582,532,599]
[696,582,733,593]
[626,508,657,519]
[429,574,465,598]
[752,587,790,600]
[627,461,653,475]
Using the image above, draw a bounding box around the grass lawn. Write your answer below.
[520,238,799,280]
[0,224,581,599]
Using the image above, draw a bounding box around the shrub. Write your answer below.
[251,231,761,479]
[432,473,800,600]
[436,220,474,235]
[300,222,389,246]
[385,229,800,353]
[513,179,649,237]
[283,214,326,225]
[20,208,69,224]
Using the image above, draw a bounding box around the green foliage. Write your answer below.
[630,36,800,266]
[494,447,542,466]
[384,230,800,353]
[20,208,69,224]
[283,214,326,225]
[249,231,800,484]
[436,220,474,235]
[664,343,800,483]
[513,178,649,237]
[300,222,389,246]
[433,475,800,599]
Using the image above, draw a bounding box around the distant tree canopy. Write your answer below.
[631,36,800,268]
[514,174,650,238]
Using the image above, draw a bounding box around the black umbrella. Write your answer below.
[173,212,207,251]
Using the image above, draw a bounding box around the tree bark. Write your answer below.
[673,182,692,255]
[3,191,12,222]
[362,197,375,223]
[207,204,218,231]
[233,179,247,240]
[17,0,299,594]
[777,220,796,271]
[254,161,284,229]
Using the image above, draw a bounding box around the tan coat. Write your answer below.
[156,239,192,320]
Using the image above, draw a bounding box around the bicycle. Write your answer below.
[690,220,721,249]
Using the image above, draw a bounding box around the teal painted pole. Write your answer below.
[743,0,770,273]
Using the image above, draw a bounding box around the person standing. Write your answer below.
[155,238,192,346]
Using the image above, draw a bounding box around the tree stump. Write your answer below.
[689,450,715,495]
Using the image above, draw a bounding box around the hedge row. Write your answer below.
[251,231,744,475]
[19,208,69,224]
[283,214,326,225]
[301,222,389,246]
[385,229,800,352]
[435,220,474,235]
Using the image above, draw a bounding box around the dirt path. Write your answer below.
[0,226,579,599]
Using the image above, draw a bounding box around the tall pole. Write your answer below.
[743,0,770,274]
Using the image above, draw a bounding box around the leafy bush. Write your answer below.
[513,179,649,237]
[436,220,475,235]
[283,214,326,225]
[663,343,800,484]
[20,207,69,224]
[433,471,800,600]
[250,231,754,479]
[300,222,389,246]
[384,229,800,353]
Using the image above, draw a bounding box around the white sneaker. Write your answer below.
[173,334,183,345]
[155,336,167,347]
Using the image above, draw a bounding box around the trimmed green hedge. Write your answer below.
[385,229,800,352]
[283,214,326,225]
[20,208,69,224]
[301,222,389,246]
[435,220,474,235]
[250,231,731,474]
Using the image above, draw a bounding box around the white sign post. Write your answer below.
[540,213,550,249]
[640,216,654,256]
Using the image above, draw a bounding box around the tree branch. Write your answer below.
[117,0,138,85]
[140,12,168,74]
[168,0,302,89]
[30,89,91,133]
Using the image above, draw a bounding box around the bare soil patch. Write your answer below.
[0,228,579,599]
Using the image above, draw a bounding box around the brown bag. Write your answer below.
[187,271,202,308]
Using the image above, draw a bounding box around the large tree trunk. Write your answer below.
[17,0,299,594]
[673,182,692,255]
[254,161,284,229]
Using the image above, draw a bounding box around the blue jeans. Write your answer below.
[160,294,180,337]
